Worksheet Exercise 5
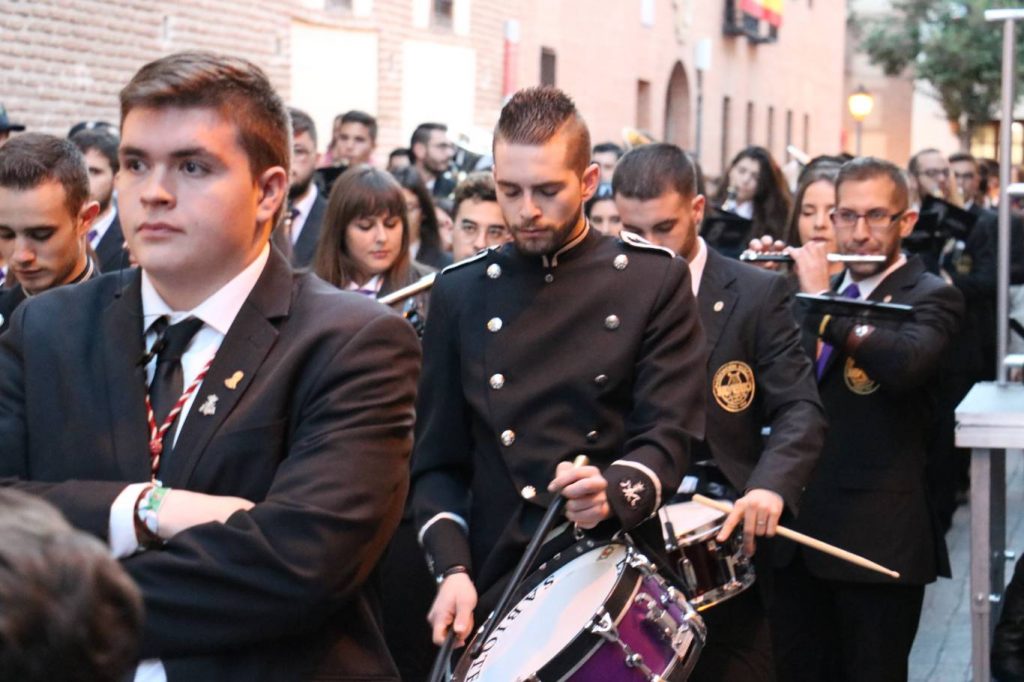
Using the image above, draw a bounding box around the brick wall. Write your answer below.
[0,0,847,171]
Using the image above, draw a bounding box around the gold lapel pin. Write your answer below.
[225,371,244,390]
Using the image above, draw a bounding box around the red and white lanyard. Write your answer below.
[144,355,215,482]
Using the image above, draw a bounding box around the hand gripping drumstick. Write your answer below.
[691,494,901,580]
[468,454,591,660]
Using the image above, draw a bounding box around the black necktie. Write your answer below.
[148,316,205,430]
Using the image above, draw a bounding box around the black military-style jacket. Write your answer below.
[410,226,707,594]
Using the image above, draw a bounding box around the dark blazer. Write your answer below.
[431,173,457,200]
[411,229,707,597]
[694,248,825,514]
[0,285,25,334]
[95,211,130,273]
[0,247,421,681]
[777,256,964,585]
[291,192,327,269]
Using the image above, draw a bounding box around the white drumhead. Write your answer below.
[464,543,628,681]
[663,501,725,536]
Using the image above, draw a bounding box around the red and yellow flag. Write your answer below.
[763,0,784,27]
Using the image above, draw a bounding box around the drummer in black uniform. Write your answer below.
[613,143,826,681]
[411,86,707,647]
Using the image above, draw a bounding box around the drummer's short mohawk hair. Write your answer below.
[494,86,591,175]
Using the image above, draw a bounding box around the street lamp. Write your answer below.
[848,85,874,156]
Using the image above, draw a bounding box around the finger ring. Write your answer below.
[756,521,766,526]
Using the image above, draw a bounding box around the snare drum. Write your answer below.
[452,540,705,681]
[661,501,755,611]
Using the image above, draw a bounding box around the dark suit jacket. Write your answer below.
[695,248,825,514]
[95,211,130,273]
[0,247,421,681]
[291,192,327,269]
[431,173,456,200]
[0,285,25,334]
[778,256,964,585]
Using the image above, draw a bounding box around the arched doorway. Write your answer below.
[664,61,691,150]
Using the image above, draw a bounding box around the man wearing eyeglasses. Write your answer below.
[773,157,964,681]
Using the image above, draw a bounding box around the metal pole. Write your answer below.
[990,13,1018,385]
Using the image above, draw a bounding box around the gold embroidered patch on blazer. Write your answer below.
[713,361,756,413]
[844,357,880,395]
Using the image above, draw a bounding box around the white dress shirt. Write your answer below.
[106,244,270,682]
[290,184,319,246]
[688,237,709,297]
[89,205,118,248]
[346,274,382,295]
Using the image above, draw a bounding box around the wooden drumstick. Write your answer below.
[691,494,901,580]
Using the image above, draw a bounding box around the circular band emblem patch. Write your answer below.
[712,361,756,413]
[844,357,879,395]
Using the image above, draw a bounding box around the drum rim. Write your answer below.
[453,540,642,681]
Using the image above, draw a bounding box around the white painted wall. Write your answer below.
[290,21,380,156]
[400,41,476,143]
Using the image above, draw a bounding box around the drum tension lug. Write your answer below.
[588,607,661,681]
[635,592,678,642]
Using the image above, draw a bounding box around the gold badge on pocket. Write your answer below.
[712,361,756,413]
[844,357,879,395]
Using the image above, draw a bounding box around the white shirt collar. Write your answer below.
[541,220,590,268]
[838,253,907,300]
[688,237,709,297]
[90,205,118,247]
[345,274,382,294]
[290,184,319,245]
[140,243,270,335]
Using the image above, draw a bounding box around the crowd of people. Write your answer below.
[1,50,1024,682]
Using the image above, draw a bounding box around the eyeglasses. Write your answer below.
[954,171,976,181]
[831,208,906,231]
[920,168,950,180]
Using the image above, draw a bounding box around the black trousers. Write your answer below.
[379,518,438,682]
[771,553,925,682]
[690,585,776,682]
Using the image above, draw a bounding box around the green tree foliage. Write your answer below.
[860,0,1024,142]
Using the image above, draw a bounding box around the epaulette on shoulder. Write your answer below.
[440,246,493,275]
[619,230,675,257]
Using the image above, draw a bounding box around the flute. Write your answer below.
[739,252,886,264]
[378,272,437,306]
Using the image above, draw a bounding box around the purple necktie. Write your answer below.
[815,283,861,379]
[87,229,98,245]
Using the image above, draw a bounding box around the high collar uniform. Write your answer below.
[411,227,707,602]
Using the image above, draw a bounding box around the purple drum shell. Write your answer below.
[569,575,697,681]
